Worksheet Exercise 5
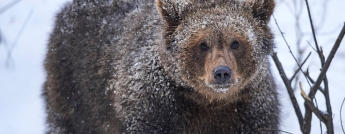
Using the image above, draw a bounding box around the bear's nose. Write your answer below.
[213,66,231,84]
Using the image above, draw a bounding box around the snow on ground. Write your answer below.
[0,0,344,134]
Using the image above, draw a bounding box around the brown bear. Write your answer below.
[44,0,280,133]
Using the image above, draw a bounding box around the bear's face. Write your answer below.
[157,0,275,103]
[180,28,253,93]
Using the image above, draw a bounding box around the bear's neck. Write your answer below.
[181,99,246,133]
[179,77,279,133]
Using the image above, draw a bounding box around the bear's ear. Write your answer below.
[248,0,275,23]
[156,0,180,30]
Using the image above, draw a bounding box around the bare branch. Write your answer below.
[309,23,345,99]
[300,82,310,101]
[299,82,327,123]
[5,8,33,69]
[304,20,344,134]
[303,70,325,95]
[272,15,292,53]
[276,1,341,134]
[0,0,21,15]
[321,54,332,134]
[341,97,345,134]
[271,53,304,130]
[290,52,312,82]
[305,0,322,63]
[273,15,312,87]
[0,29,2,45]
[306,41,317,52]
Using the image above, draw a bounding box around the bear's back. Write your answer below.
[44,1,160,133]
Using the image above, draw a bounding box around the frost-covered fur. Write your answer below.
[44,0,280,133]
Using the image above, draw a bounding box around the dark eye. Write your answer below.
[230,41,239,49]
[199,42,209,51]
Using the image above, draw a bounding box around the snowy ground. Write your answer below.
[0,0,344,134]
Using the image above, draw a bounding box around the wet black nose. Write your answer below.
[213,66,231,84]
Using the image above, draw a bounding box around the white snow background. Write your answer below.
[0,0,344,133]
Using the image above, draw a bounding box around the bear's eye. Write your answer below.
[199,42,209,51]
[230,41,239,49]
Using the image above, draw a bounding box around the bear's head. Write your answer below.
[156,0,275,105]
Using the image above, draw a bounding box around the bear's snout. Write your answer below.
[213,66,231,84]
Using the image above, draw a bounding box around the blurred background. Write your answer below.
[0,0,344,133]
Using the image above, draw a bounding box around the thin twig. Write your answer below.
[290,52,312,82]
[273,15,312,87]
[0,29,2,45]
[340,97,345,134]
[305,0,321,62]
[291,0,307,94]
[5,8,33,69]
[306,41,317,52]
[303,70,325,95]
[0,0,21,14]
[273,15,292,52]
[272,53,304,130]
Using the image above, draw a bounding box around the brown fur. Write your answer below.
[44,0,280,133]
